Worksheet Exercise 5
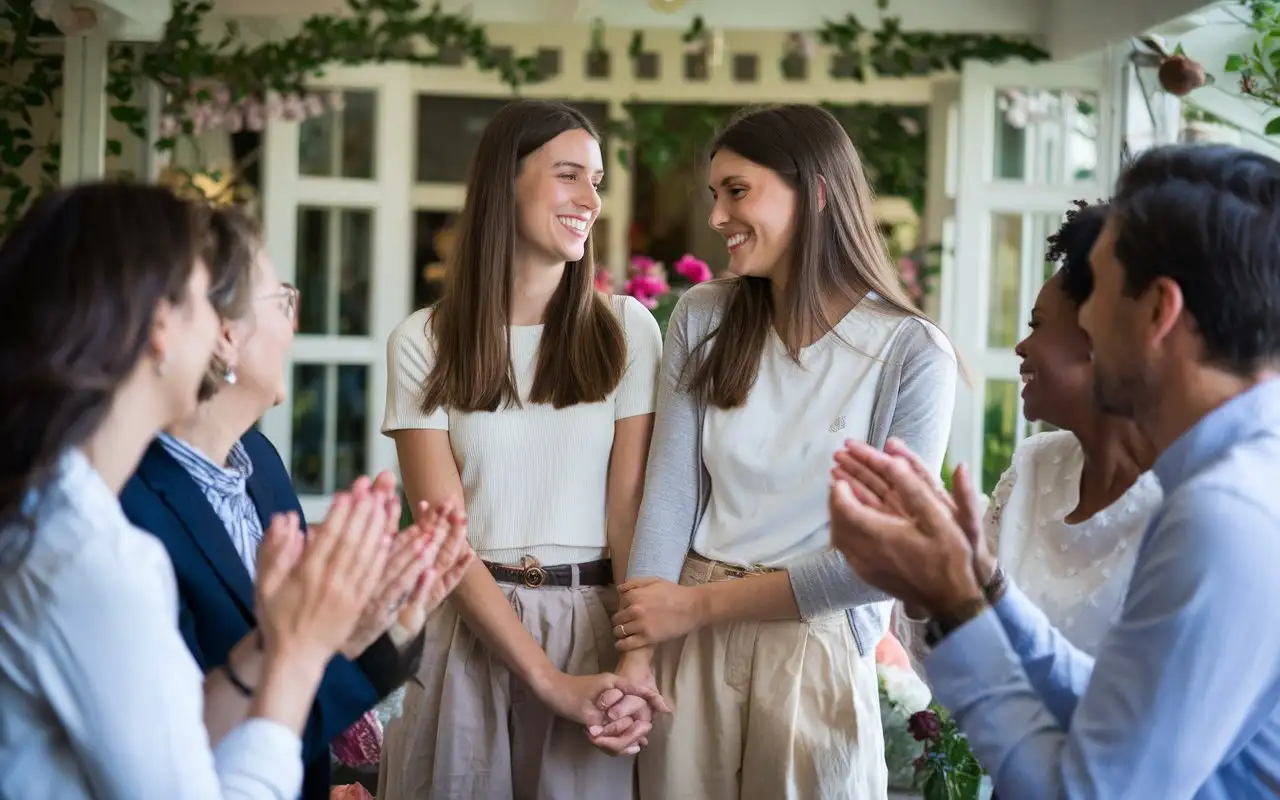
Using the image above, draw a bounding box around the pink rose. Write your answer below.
[674,253,712,284]
[594,268,614,293]
[629,254,658,275]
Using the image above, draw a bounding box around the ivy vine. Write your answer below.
[1,0,543,237]
[1221,0,1280,134]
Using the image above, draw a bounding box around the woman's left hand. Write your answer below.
[612,578,707,651]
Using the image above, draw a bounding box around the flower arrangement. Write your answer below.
[876,632,932,790]
[596,253,713,334]
[908,705,989,800]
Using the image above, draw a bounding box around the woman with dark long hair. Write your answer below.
[377,100,667,798]
[604,104,959,799]
[0,183,391,798]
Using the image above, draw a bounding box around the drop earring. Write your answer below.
[224,365,238,385]
[155,356,168,377]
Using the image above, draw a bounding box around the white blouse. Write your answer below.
[0,449,302,799]
[984,430,1163,655]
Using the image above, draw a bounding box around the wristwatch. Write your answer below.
[923,596,988,648]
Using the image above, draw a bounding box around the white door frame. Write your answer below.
[260,64,414,521]
[947,51,1122,486]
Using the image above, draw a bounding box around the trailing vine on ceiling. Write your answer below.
[0,0,544,236]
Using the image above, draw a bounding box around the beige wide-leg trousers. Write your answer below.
[637,555,889,800]
[378,584,635,800]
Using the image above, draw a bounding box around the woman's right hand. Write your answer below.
[535,667,667,754]
[255,493,391,666]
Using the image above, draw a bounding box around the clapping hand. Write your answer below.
[828,439,985,618]
[392,500,474,638]
[254,493,391,666]
[340,474,475,658]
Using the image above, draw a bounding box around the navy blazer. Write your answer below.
[121,429,384,800]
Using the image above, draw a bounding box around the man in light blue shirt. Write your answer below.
[828,143,1280,798]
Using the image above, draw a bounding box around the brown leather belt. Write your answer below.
[484,558,613,589]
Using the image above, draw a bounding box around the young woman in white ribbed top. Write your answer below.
[377,100,668,799]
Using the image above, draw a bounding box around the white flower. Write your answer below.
[878,663,932,714]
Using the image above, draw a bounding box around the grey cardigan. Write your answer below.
[626,281,959,656]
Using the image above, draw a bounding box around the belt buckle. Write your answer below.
[520,556,547,589]
[522,565,547,588]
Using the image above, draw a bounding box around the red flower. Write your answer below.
[674,253,712,284]
[908,709,942,743]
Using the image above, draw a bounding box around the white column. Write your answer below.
[58,34,110,185]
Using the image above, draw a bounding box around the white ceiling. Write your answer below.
[201,0,1213,58]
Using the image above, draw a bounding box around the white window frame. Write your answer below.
[946,52,1123,485]
[260,64,414,521]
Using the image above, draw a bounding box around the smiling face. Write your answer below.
[1015,272,1094,426]
[706,147,800,281]
[513,127,603,267]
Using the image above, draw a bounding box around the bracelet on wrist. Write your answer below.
[224,658,256,698]
[982,563,1007,604]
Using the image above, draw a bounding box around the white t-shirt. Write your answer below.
[382,295,662,566]
[984,430,1163,655]
[693,298,938,568]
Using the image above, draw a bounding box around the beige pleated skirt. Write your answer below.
[377,583,636,800]
[636,556,889,800]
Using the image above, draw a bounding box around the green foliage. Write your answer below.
[816,13,1048,82]
[916,705,986,800]
[1220,0,1280,135]
[1,0,543,237]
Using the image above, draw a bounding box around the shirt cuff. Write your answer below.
[923,607,1025,712]
[213,718,303,799]
[989,580,1047,651]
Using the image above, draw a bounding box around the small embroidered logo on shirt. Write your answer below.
[829,416,847,433]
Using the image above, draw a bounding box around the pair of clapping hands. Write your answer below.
[828,437,997,620]
[253,471,475,670]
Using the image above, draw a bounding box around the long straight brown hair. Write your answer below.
[422,100,626,413]
[691,104,936,409]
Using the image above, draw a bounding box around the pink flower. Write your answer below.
[629,254,658,275]
[898,256,918,283]
[674,253,712,284]
[624,272,669,309]
[594,267,614,293]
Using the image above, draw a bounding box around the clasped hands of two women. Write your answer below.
[252,471,475,682]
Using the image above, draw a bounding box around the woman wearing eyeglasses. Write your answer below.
[120,207,475,800]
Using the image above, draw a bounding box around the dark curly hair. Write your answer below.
[1045,199,1109,307]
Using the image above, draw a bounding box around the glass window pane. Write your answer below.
[334,365,369,490]
[988,212,1063,349]
[294,207,373,336]
[295,208,328,335]
[415,96,610,190]
[983,379,1019,494]
[413,210,458,308]
[290,364,326,495]
[338,211,372,336]
[290,363,370,495]
[993,89,1098,184]
[298,89,376,179]
[987,214,1022,349]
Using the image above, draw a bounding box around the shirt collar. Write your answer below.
[157,432,254,495]
[1153,378,1280,494]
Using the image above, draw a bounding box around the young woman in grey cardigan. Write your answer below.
[600,105,959,800]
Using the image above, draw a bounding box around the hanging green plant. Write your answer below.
[1218,0,1280,134]
[0,0,545,237]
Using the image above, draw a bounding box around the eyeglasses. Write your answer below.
[257,282,299,322]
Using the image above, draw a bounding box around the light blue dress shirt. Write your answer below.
[0,448,303,799]
[927,378,1280,799]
